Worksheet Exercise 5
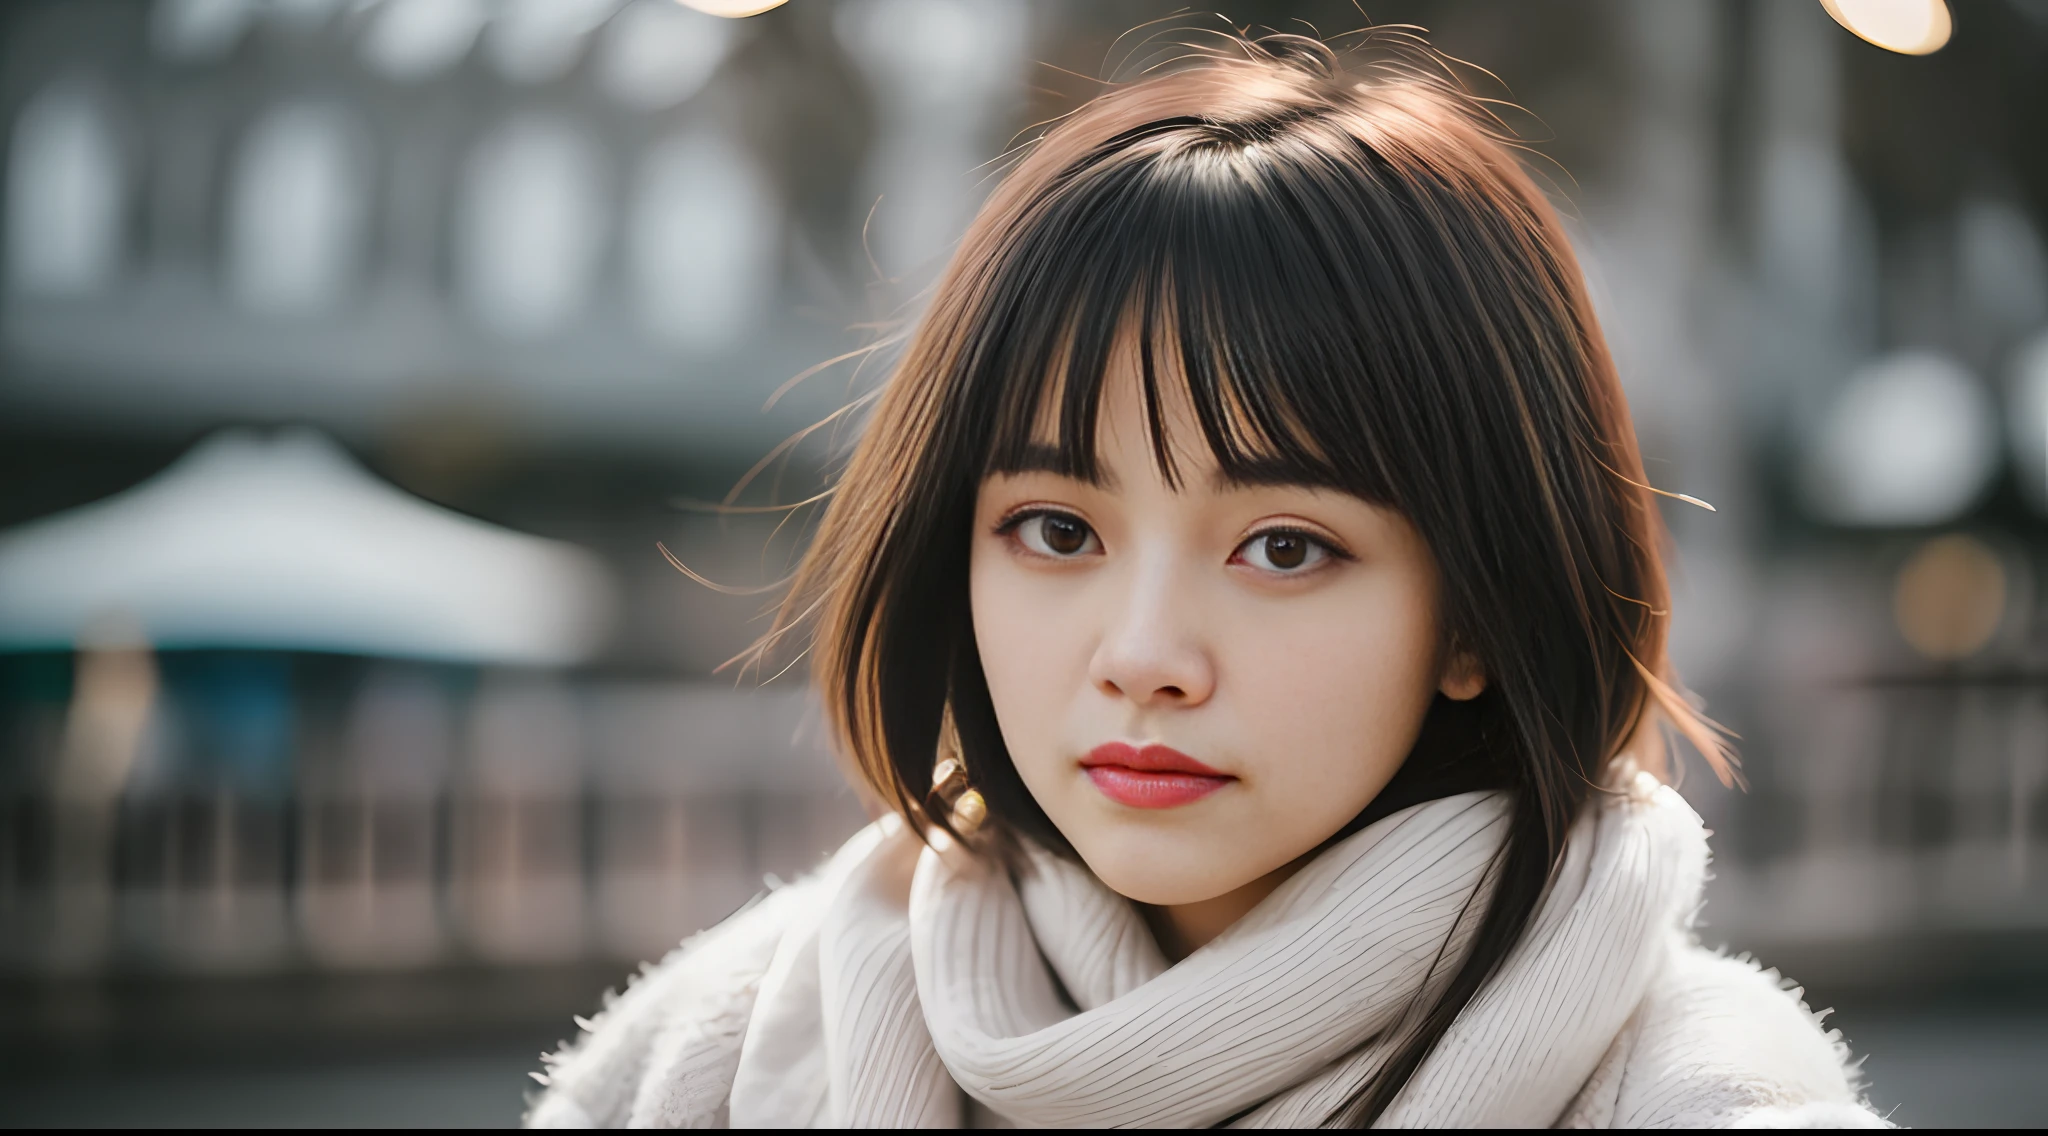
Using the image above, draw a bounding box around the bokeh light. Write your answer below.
[677,0,791,16]
[1894,533,2006,660]
[1801,351,1998,528]
[1820,0,1953,55]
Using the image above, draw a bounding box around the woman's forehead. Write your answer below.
[1014,328,1341,495]
[1024,338,1214,484]
[1016,398,1358,503]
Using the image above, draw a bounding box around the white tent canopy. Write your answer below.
[0,429,615,665]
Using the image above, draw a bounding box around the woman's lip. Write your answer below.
[1080,743,1234,809]
[1081,742,1228,776]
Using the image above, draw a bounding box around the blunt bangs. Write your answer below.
[971,118,1411,504]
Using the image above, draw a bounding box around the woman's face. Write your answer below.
[969,354,1482,909]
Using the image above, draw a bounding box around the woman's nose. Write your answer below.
[1086,561,1216,708]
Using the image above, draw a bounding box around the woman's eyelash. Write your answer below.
[993,506,1057,534]
[993,511,1351,563]
[1243,527,1354,562]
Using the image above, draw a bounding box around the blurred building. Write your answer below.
[1,0,2046,1124]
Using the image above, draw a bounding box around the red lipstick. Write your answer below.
[1080,743,1234,809]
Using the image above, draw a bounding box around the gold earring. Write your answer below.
[931,709,986,836]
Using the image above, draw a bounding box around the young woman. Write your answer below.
[527,35,1884,1128]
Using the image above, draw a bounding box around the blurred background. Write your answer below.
[0,0,2042,1126]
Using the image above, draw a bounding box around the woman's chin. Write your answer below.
[1067,831,1269,909]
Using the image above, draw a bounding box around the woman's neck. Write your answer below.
[1137,852,1313,962]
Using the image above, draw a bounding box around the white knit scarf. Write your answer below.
[727,776,1706,1128]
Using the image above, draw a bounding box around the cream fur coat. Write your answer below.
[526,781,1886,1129]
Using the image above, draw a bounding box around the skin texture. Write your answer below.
[969,347,1486,961]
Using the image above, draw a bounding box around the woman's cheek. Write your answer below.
[1234,592,1437,818]
[970,556,1079,784]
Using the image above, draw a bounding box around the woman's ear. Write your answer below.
[1438,649,1486,701]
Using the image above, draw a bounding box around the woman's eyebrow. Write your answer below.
[1207,456,1344,493]
[992,442,1119,490]
[992,446,1338,495]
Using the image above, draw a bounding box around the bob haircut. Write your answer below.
[759,31,1733,1125]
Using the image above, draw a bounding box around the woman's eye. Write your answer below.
[1013,512,1100,558]
[1235,530,1330,573]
